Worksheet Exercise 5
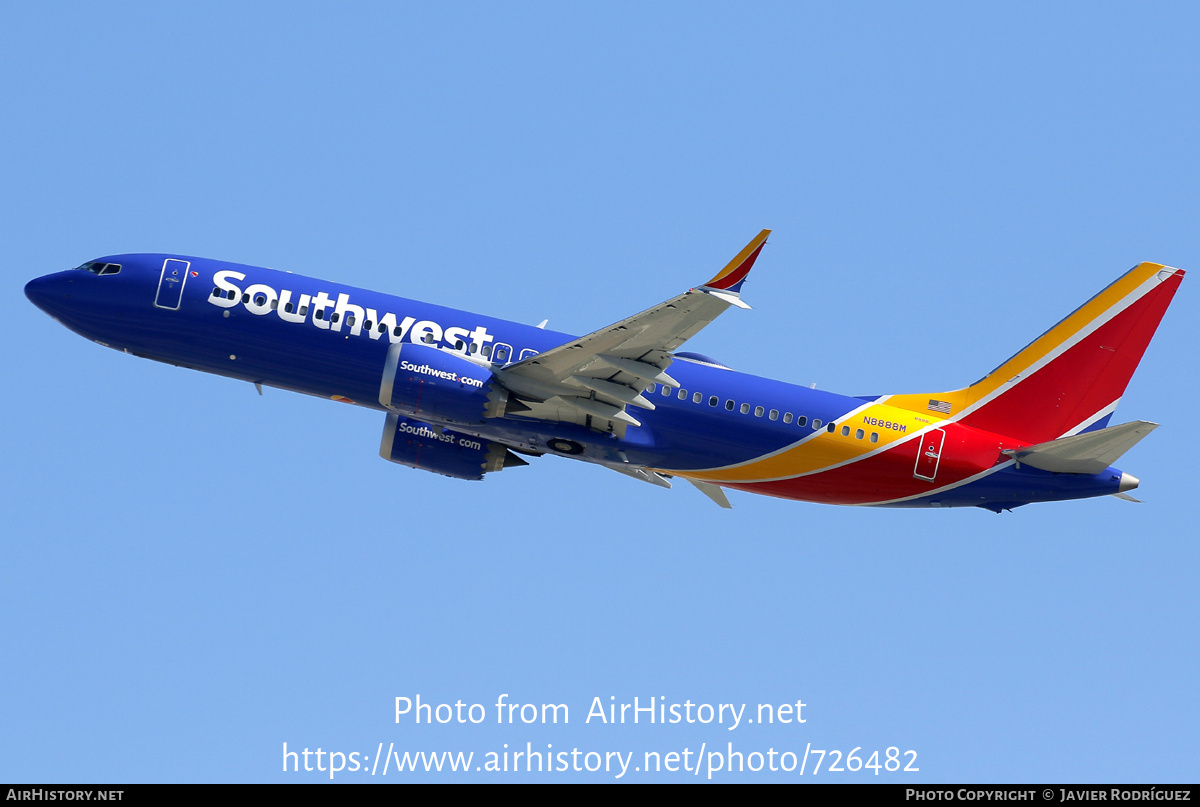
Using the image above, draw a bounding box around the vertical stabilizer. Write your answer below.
[887,263,1184,444]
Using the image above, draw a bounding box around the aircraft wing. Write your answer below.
[495,230,770,433]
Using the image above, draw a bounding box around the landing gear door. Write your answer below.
[154,259,191,310]
[913,428,946,481]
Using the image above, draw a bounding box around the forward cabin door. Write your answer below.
[154,259,191,310]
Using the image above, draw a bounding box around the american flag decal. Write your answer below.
[928,399,952,414]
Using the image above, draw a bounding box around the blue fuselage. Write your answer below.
[25,254,1132,510]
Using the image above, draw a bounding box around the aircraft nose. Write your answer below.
[24,273,62,315]
[25,271,88,324]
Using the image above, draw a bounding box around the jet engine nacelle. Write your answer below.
[379,413,528,480]
[380,342,506,426]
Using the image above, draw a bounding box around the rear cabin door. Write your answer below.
[913,428,946,481]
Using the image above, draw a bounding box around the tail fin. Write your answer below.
[887,263,1184,444]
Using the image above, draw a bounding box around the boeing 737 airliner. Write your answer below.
[25,231,1183,511]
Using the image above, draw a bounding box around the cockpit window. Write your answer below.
[75,261,121,276]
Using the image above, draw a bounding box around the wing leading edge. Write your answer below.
[494,229,771,434]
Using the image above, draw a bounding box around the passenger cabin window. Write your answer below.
[855,428,864,439]
[709,396,718,407]
[870,432,879,443]
[725,400,735,411]
[692,392,702,404]
[783,412,792,423]
[740,403,750,414]
[840,425,850,436]
[677,389,687,400]
[754,406,764,417]
[812,419,821,429]
[797,416,807,427]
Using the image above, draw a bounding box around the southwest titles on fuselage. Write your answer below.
[209,269,495,354]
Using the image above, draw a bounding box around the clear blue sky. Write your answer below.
[2,2,1197,782]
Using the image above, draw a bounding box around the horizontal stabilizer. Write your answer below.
[1002,421,1158,474]
[686,478,733,509]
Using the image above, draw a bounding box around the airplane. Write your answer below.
[24,230,1184,512]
